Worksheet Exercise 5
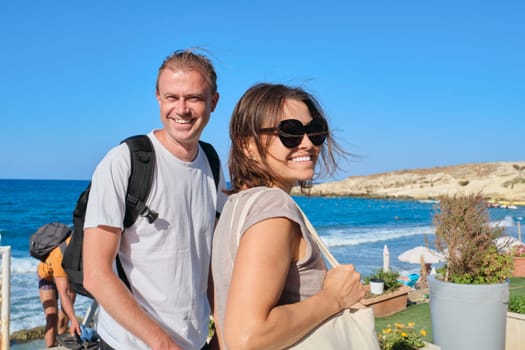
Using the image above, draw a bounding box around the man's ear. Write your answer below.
[210,92,220,112]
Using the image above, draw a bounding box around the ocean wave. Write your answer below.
[490,215,515,228]
[11,256,40,274]
[319,214,519,248]
[319,225,435,247]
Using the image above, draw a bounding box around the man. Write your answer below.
[83,49,227,350]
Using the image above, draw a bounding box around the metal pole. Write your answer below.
[82,299,98,327]
[0,246,11,350]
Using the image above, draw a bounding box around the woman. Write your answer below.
[212,83,366,349]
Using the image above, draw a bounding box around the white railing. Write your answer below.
[0,246,11,350]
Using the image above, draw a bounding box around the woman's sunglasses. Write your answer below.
[259,118,329,148]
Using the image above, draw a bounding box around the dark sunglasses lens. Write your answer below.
[279,135,303,148]
[277,119,305,148]
[307,119,327,133]
[279,119,305,136]
[306,119,328,146]
[308,134,327,146]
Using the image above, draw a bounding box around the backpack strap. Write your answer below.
[116,135,157,292]
[199,140,221,218]
[59,240,68,255]
[122,135,158,226]
[199,140,220,190]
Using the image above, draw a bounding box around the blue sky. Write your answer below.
[1,1,523,181]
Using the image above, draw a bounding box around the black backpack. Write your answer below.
[62,135,220,298]
[29,222,72,262]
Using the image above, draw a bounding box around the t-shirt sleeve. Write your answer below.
[240,188,303,239]
[48,246,67,278]
[84,143,131,230]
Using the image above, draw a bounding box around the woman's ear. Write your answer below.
[243,138,259,161]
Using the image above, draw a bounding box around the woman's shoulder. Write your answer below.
[234,187,294,208]
[237,186,291,200]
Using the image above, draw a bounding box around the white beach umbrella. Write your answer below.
[398,246,445,264]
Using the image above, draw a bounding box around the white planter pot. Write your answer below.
[428,275,509,350]
[369,278,384,295]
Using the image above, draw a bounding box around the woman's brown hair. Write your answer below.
[228,83,345,194]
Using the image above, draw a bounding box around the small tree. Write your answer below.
[433,192,512,284]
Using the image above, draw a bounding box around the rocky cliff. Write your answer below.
[299,161,525,203]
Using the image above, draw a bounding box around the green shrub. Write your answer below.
[509,295,525,314]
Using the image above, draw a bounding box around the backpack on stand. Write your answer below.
[29,222,72,262]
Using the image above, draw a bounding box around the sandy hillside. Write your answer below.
[300,161,525,203]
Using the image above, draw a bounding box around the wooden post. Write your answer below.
[0,246,11,350]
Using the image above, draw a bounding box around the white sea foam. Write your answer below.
[11,256,39,274]
[491,215,515,228]
[319,225,435,247]
[320,215,519,248]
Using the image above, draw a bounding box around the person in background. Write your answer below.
[37,231,80,347]
[83,49,227,350]
[212,83,366,349]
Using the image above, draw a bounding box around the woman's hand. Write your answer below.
[320,264,365,310]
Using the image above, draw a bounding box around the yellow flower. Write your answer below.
[378,321,427,350]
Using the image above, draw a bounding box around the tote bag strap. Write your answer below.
[297,204,370,311]
[295,205,339,268]
[231,189,266,243]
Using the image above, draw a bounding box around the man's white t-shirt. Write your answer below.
[84,131,227,349]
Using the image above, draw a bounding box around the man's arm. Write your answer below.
[83,226,183,350]
[54,276,80,336]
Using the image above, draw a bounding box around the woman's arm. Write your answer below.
[223,217,364,350]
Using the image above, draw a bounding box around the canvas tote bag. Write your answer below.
[231,190,380,349]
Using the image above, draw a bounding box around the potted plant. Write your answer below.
[428,193,513,350]
[364,268,402,294]
[506,294,525,350]
[362,269,411,317]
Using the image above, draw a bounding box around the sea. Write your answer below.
[1,179,524,348]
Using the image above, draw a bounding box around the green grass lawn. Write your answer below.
[374,277,525,343]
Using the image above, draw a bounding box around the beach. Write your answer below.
[1,177,524,348]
